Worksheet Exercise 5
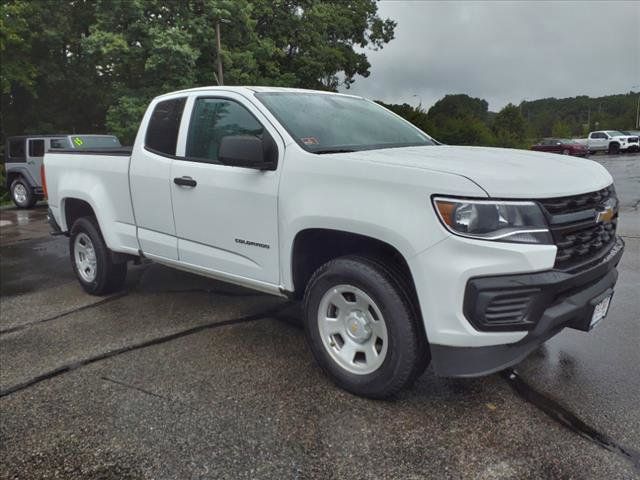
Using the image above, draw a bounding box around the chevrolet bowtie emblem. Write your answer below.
[596,206,614,223]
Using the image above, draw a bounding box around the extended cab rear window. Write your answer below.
[145,97,186,156]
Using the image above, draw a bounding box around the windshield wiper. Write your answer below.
[313,148,358,154]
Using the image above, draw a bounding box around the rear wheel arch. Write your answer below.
[69,216,127,295]
[62,198,97,232]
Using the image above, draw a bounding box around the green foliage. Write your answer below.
[520,93,638,137]
[551,120,572,138]
[380,92,639,149]
[428,94,489,123]
[425,94,496,145]
[0,163,8,203]
[492,103,526,148]
[1,0,395,143]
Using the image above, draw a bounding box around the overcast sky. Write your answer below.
[340,1,640,111]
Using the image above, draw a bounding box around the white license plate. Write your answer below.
[590,295,612,328]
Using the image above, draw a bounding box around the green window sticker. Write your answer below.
[73,137,84,146]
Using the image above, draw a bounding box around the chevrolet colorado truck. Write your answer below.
[44,87,624,398]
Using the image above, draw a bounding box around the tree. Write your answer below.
[1,0,396,144]
[425,94,494,145]
[551,120,572,138]
[427,94,489,122]
[492,103,526,147]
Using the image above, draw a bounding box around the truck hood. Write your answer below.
[344,145,612,198]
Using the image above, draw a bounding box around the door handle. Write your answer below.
[174,176,197,187]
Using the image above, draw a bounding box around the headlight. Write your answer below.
[432,197,552,244]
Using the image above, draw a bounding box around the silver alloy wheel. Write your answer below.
[13,183,27,204]
[74,233,98,283]
[317,284,389,375]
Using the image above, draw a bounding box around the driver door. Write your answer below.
[170,93,283,286]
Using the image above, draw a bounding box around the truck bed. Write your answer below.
[44,149,140,256]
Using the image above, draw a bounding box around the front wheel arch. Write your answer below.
[303,255,429,397]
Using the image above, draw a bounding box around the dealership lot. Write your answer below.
[1,154,639,479]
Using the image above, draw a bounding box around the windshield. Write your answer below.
[605,130,624,137]
[69,135,121,149]
[255,92,435,153]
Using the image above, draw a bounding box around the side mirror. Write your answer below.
[218,135,266,169]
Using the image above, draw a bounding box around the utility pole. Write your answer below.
[214,18,230,86]
[631,86,640,129]
[215,20,223,86]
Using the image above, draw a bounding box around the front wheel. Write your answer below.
[562,149,570,155]
[303,255,428,398]
[608,143,620,154]
[70,217,127,295]
[10,178,36,209]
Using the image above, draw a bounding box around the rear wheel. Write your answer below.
[303,255,428,398]
[562,149,570,155]
[70,217,127,295]
[10,178,36,209]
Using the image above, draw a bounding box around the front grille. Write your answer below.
[539,186,613,214]
[538,186,618,271]
[628,137,639,143]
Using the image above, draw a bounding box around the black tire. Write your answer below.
[10,178,37,209]
[562,149,570,155]
[69,216,127,295]
[608,143,620,155]
[303,255,428,398]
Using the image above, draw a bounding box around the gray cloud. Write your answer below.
[340,1,640,111]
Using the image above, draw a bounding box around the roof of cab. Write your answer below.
[154,85,363,100]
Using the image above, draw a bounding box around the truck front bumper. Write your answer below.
[427,237,624,377]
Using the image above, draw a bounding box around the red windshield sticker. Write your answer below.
[301,137,319,145]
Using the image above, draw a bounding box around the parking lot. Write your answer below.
[1,154,639,479]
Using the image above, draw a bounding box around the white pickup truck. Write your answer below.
[44,87,624,398]
[575,130,640,154]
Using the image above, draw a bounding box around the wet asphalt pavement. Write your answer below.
[1,154,639,479]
